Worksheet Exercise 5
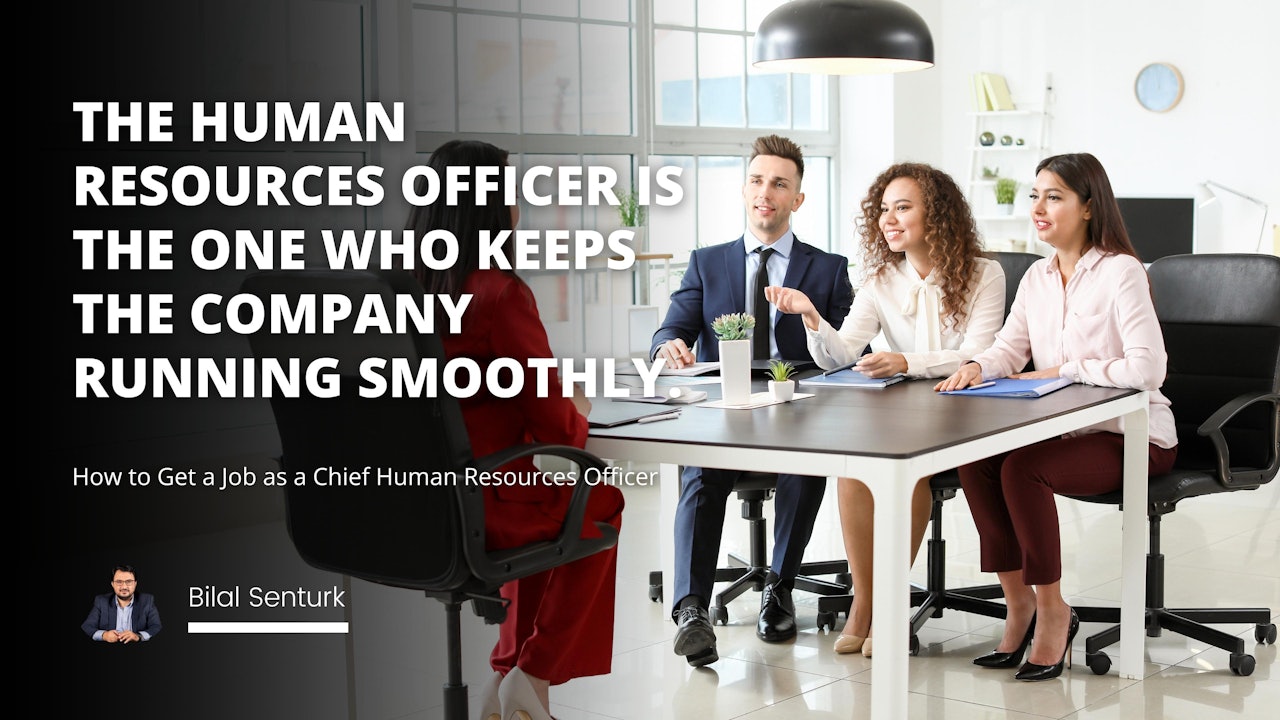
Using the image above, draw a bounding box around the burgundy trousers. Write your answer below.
[485,483,624,685]
[959,432,1177,586]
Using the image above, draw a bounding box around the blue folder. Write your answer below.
[940,377,1073,398]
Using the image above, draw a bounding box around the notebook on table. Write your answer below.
[939,377,1073,398]
[587,401,685,428]
[798,369,906,389]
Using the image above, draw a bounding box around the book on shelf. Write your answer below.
[970,73,993,112]
[980,72,1016,111]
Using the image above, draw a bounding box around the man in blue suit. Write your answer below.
[651,135,853,666]
[82,564,162,643]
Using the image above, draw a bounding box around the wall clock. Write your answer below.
[1135,62,1184,113]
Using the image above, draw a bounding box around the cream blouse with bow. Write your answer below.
[806,257,1006,378]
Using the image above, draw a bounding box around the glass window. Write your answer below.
[697,34,745,127]
[521,19,581,134]
[412,10,457,132]
[522,0,577,17]
[581,24,631,135]
[654,0,695,26]
[698,0,743,31]
[653,30,696,126]
[457,14,520,133]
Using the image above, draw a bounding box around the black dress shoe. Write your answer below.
[1015,608,1079,681]
[974,614,1036,668]
[673,605,718,667]
[756,581,797,642]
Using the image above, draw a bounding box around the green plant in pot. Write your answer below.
[994,177,1018,215]
[616,187,647,253]
[711,312,755,341]
[712,313,755,405]
[766,359,797,401]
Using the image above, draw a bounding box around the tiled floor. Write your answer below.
[416,463,1278,720]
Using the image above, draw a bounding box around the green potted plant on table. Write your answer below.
[712,312,755,406]
[616,187,646,253]
[766,359,797,402]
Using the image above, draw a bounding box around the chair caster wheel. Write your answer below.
[708,606,728,625]
[648,585,662,603]
[1085,651,1111,675]
[816,611,836,631]
[909,634,920,656]
[1230,653,1255,676]
[1256,623,1277,645]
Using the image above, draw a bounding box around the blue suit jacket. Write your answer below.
[651,236,854,362]
[82,592,162,640]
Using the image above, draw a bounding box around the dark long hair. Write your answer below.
[859,162,984,329]
[1035,153,1139,260]
[405,140,518,297]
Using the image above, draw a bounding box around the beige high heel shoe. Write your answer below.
[476,671,502,720]
[498,667,555,720]
[833,634,866,654]
[861,637,873,658]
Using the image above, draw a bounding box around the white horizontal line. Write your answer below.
[187,622,349,634]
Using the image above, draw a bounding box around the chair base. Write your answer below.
[1078,606,1276,677]
[649,559,852,625]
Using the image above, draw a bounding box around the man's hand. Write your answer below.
[103,630,120,643]
[118,630,142,644]
[655,339,695,370]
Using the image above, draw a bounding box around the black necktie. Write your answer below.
[753,247,776,360]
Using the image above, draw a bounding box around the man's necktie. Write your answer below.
[753,247,776,360]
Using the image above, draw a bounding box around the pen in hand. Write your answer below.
[821,360,861,376]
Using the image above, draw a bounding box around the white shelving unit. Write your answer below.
[965,87,1052,254]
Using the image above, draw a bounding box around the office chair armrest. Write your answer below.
[460,443,618,585]
[1198,391,1279,489]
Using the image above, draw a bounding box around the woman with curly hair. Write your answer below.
[767,162,1005,656]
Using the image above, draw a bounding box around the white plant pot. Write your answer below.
[769,379,795,402]
[996,203,1015,216]
[718,338,752,406]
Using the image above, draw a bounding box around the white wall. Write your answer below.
[846,0,1279,254]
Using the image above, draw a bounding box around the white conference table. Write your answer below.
[587,378,1149,720]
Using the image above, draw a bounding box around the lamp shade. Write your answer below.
[753,0,934,75]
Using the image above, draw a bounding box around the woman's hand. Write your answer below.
[856,352,907,379]
[764,286,821,330]
[934,362,984,392]
[571,384,592,418]
[1010,366,1062,380]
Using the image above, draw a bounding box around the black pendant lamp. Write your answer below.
[753,0,934,75]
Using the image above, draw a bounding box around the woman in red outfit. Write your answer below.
[406,140,623,720]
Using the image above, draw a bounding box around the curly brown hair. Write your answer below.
[858,163,984,329]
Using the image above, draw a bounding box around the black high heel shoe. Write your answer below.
[973,614,1036,668]
[1015,608,1079,681]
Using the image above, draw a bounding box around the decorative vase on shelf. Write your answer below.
[718,339,752,406]
[768,379,795,402]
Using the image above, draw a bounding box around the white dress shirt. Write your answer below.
[806,257,1006,378]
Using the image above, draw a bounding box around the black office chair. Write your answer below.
[242,269,620,720]
[647,470,852,623]
[1069,253,1279,676]
[814,251,1043,650]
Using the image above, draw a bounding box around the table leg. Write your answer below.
[1119,403,1150,679]
[864,463,914,720]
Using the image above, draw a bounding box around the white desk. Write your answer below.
[588,379,1149,720]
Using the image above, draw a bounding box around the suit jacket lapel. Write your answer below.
[782,236,813,289]
[724,237,747,312]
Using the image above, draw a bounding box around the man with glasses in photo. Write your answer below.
[82,564,162,643]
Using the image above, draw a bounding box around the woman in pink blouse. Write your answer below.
[935,153,1177,681]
